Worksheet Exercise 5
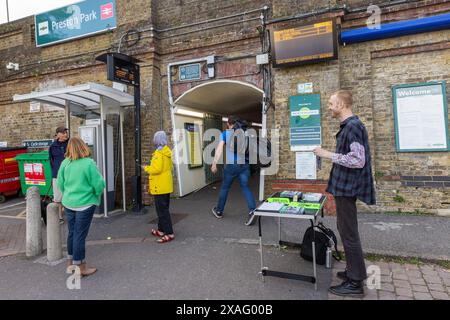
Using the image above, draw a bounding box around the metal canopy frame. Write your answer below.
[13,82,140,217]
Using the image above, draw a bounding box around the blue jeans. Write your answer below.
[216,164,256,213]
[65,206,96,264]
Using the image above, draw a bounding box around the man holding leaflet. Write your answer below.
[313,90,376,298]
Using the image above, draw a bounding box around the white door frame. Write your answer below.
[171,80,266,198]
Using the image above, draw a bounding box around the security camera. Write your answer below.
[6,62,19,71]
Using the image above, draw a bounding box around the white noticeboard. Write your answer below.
[393,82,449,152]
[79,127,95,146]
[296,152,317,180]
[0,142,7,147]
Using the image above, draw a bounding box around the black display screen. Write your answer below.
[271,20,338,68]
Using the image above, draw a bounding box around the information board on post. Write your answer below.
[289,94,321,151]
[35,0,117,47]
[393,82,449,152]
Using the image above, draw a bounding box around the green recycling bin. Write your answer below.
[16,151,53,197]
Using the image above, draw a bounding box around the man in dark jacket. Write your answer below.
[314,90,376,298]
[49,126,69,224]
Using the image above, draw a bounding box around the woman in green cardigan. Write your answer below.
[57,137,105,277]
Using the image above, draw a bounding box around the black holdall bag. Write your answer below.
[300,222,342,265]
[40,182,53,226]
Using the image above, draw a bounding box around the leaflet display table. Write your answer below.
[254,196,326,291]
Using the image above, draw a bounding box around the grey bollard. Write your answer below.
[46,203,63,261]
[26,186,43,257]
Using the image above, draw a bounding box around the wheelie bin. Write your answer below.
[16,150,53,198]
[0,147,28,203]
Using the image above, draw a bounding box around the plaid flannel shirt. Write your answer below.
[326,116,376,205]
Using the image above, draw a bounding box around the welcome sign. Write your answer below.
[289,94,322,151]
[35,0,116,47]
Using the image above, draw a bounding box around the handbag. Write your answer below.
[300,222,342,265]
[40,182,53,226]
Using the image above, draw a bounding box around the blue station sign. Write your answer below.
[35,0,117,47]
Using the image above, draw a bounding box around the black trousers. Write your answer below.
[335,196,367,281]
[154,193,173,235]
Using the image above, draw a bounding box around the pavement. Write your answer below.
[0,175,449,300]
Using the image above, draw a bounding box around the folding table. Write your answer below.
[254,196,326,291]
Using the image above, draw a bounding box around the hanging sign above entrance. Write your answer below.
[289,94,322,151]
[35,0,117,47]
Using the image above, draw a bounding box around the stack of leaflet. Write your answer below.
[255,202,285,213]
[280,191,303,201]
[280,205,305,215]
[302,193,323,203]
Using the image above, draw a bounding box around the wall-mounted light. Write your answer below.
[175,107,204,118]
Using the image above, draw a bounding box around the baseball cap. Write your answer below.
[56,126,68,134]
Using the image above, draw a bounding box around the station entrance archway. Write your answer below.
[171,80,265,198]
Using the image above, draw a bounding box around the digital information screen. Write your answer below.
[271,20,338,68]
[107,55,139,86]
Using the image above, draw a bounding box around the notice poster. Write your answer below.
[289,94,321,151]
[24,163,46,185]
[393,82,449,152]
[184,123,203,169]
[296,152,317,180]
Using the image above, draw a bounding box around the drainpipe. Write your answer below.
[259,6,270,202]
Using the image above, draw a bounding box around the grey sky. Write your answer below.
[0,0,80,25]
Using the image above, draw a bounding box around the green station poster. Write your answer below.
[289,94,321,151]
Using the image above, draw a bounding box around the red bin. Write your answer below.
[0,147,28,203]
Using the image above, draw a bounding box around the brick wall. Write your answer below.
[0,0,449,214]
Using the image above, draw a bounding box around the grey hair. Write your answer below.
[153,131,168,147]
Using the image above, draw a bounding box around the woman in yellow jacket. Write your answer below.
[144,131,174,243]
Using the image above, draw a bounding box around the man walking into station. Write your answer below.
[211,116,257,226]
[313,90,376,297]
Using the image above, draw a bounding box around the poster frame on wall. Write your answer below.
[289,93,322,151]
[184,122,203,169]
[392,81,449,152]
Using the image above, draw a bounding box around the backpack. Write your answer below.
[228,119,248,157]
[300,222,342,265]
[228,120,272,167]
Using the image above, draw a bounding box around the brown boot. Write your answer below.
[79,262,97,277]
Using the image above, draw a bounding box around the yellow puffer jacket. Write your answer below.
[144,146,173,195]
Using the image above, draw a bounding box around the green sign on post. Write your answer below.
[289,94,321,151]
[35,0,117,47]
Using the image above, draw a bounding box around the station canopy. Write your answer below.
[13,82,138,117]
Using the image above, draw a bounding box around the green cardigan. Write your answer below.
[57,157,106,208]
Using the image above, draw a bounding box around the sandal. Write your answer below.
[157,234,174,243]
[151,229,165,237]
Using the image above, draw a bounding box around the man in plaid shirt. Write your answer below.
[314,90,375,298]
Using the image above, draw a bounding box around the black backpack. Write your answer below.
[300,222,342,265]
[228,120,272,167]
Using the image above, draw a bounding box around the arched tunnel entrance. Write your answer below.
[171,80,264,198]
